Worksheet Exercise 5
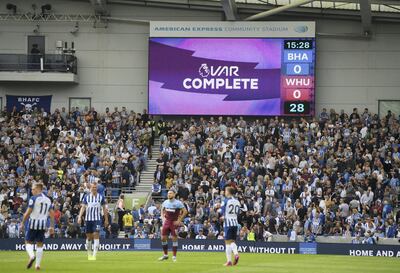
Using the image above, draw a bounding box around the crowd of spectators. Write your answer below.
[144,107,400,243]
[0,106,153,239]
[0,106,399,244]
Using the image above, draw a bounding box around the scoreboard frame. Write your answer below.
[148,21,317,117]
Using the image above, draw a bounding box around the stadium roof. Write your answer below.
[104,0,400,22]
[223,0,400,13]
[79,0,399,37]
[1,0,399,36]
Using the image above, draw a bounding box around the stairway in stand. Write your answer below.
[136,137,160,193]
[115,138,162,238]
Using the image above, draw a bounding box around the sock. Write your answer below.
[86,239,93,256]
[230,242,239,256]
[35,247,43,268]
[93,239,100,257]
[26,243,35,259]
[172,241,178,257]
[225,244,232,263]
[162,241,168,256]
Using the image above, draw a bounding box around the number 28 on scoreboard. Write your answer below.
[284,101,310,114]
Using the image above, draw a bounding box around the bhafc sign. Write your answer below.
[6,95,52,112]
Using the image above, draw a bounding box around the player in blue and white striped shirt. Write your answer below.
[78,182,109,261]
[22,182,55,270]
[220,186,240,266]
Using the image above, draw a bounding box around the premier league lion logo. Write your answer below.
[198,63,210,78]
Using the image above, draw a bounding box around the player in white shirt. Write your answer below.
[21,182,55,270]
[78,182,109,261]
[220,186,241,266]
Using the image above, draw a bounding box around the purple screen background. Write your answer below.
[148,38,311,115]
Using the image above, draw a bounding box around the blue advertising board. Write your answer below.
[0,239,399,257]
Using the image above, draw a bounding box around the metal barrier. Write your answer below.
[0,54,77,73]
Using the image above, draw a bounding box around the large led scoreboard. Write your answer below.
[148,22,316,116]
[282,39,315,115]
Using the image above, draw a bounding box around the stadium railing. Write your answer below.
[0,54,77,73]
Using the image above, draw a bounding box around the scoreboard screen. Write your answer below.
[148,37,315,116]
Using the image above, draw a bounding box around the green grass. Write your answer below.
[1,251,399,273]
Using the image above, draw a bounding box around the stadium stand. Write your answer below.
[0,106,399,243]
[0,106,153,237]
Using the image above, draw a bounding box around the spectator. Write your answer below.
[133,227,147,239]
[351,234,362,244]
[319,108,329,125]
[195,229,206,239]
[110,222,120,239]
[152,181,161,197]
[362,231,376,244]
[122,211,133,233]
[385,218,397,238]
[360,187,374,207]
[247,227,256,241]
[66,220,80,238]
[117,195,125,231]
[7,219,19,238]
[304,230,316,243]
[288,228,297,242]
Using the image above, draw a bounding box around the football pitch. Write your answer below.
[1,251,399,273]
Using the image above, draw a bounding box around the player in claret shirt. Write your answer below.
[158,189,187,262]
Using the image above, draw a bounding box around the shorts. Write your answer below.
[124,226,133,233]
[25,229,45,243]
[224,226,238,240]
[161,221,177,237]
[85,220,102,234]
